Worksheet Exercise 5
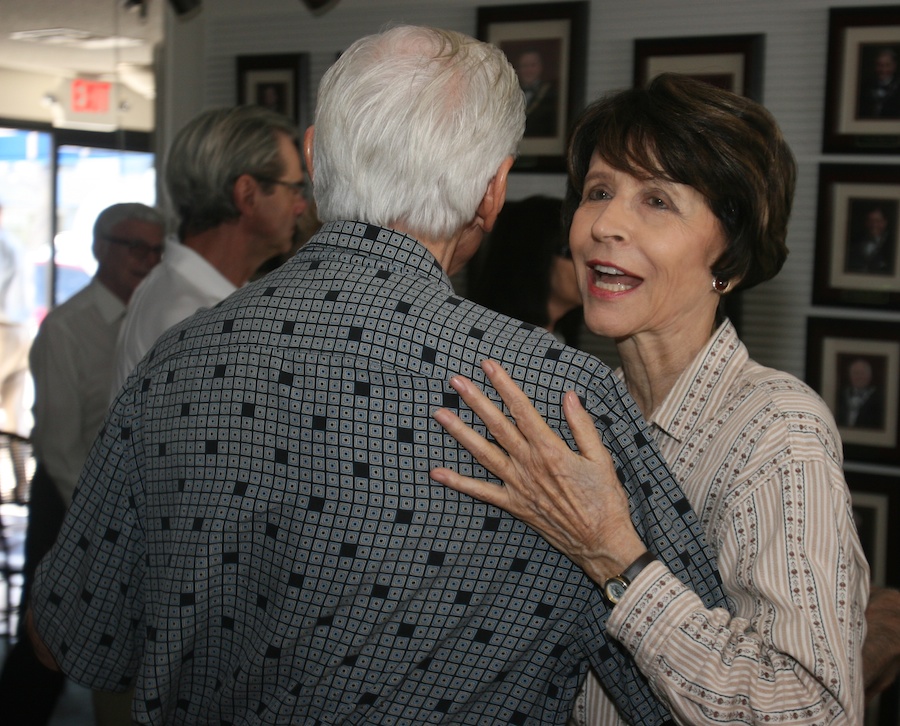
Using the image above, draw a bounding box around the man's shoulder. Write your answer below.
[127,255,218,321]
[40,282,100,327]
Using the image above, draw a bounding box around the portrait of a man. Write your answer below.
[857,44,900,120]
[255,82,288,117]
[844,199,897,275]
[836,354,886,429]
[504,40,562,139]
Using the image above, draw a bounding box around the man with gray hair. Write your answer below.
[0,202,163,725]
[113,105,308,390]
[28,26,724,724]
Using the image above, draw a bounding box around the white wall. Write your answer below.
[161,0,900,476]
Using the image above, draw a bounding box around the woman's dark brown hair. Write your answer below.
[564,72,797,292]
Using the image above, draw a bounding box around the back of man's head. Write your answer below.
[312,25,525,241]
[165,106,299,238]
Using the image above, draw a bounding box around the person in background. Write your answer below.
[431,73,868,724]
[251,197,322,281]
[467,195,583,347]
[100,105,308,724]
[0,202,163,726]
[112,105,308,391]
[0,201,34,503]
[27,27,727,724]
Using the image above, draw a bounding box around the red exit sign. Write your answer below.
[70,79,111,114]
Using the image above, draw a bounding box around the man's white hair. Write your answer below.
[312,25,525,241]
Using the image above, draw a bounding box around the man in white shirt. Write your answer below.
[0,202,163,725]
[113,106,308,391]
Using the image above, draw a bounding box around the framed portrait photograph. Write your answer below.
[812,163,900,310]
[823,6,900,153]
[236,53,309,127]
[806,317,900,465]
[633,34,764,101]
[477,2,589,173]
[844,469,900,726]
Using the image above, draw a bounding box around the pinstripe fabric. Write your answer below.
[576,321,868,725]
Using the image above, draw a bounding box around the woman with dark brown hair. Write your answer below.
[431,73,868,724]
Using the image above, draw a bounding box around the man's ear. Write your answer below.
[233,173,257,215]
[476,155,515,233]
[303,125,315,183]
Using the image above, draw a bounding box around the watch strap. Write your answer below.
[620,550,657,585]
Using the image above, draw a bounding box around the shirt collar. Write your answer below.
[301,221,454,291]
[91,277,128,324]
[165,240,238,297]
[646,319,748,443]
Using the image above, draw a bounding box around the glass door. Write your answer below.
[0,124,155,445]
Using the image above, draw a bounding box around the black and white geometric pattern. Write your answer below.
[32,221,728,725]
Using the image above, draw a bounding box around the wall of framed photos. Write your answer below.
[161,0,894,374]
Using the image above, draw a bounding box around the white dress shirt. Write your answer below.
[113,239,236,392]
[30,279,125,502]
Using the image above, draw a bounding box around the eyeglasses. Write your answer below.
[254,175,309,199]
[105,235,165,260]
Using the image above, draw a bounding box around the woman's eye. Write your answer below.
[584,187,611,202]
[648,196,669,209]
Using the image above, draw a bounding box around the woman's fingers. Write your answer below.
[446,371,526,456]
[563,390,611,466]
[431,403,514,483]
[480,360,561,449]
[430,461,511,511]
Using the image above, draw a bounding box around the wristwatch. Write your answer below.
[602,551,657,605]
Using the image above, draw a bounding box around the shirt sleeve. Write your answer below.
[30,393,146,691]
[605,444,868,725]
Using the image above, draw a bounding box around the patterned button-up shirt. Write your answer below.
[32,222,727,725]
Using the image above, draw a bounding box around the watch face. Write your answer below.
[604,577,628,604]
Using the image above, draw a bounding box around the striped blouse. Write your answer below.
[574,320,869,725]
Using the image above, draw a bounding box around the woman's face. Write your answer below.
[569,151,726,344]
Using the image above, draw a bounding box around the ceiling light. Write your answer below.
[9,28,144,50]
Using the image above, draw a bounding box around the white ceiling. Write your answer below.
[0,0,164,82]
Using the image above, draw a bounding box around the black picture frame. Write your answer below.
[823,6,900,154]
[477,2,589,173]
[844,469,900,726]
[812,163,900,310]
[633,34,764,101]
[236,53,309,127]
[845,470,900,589]
[806,317,900,465]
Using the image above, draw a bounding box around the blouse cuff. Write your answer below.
[606,561,701,678]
